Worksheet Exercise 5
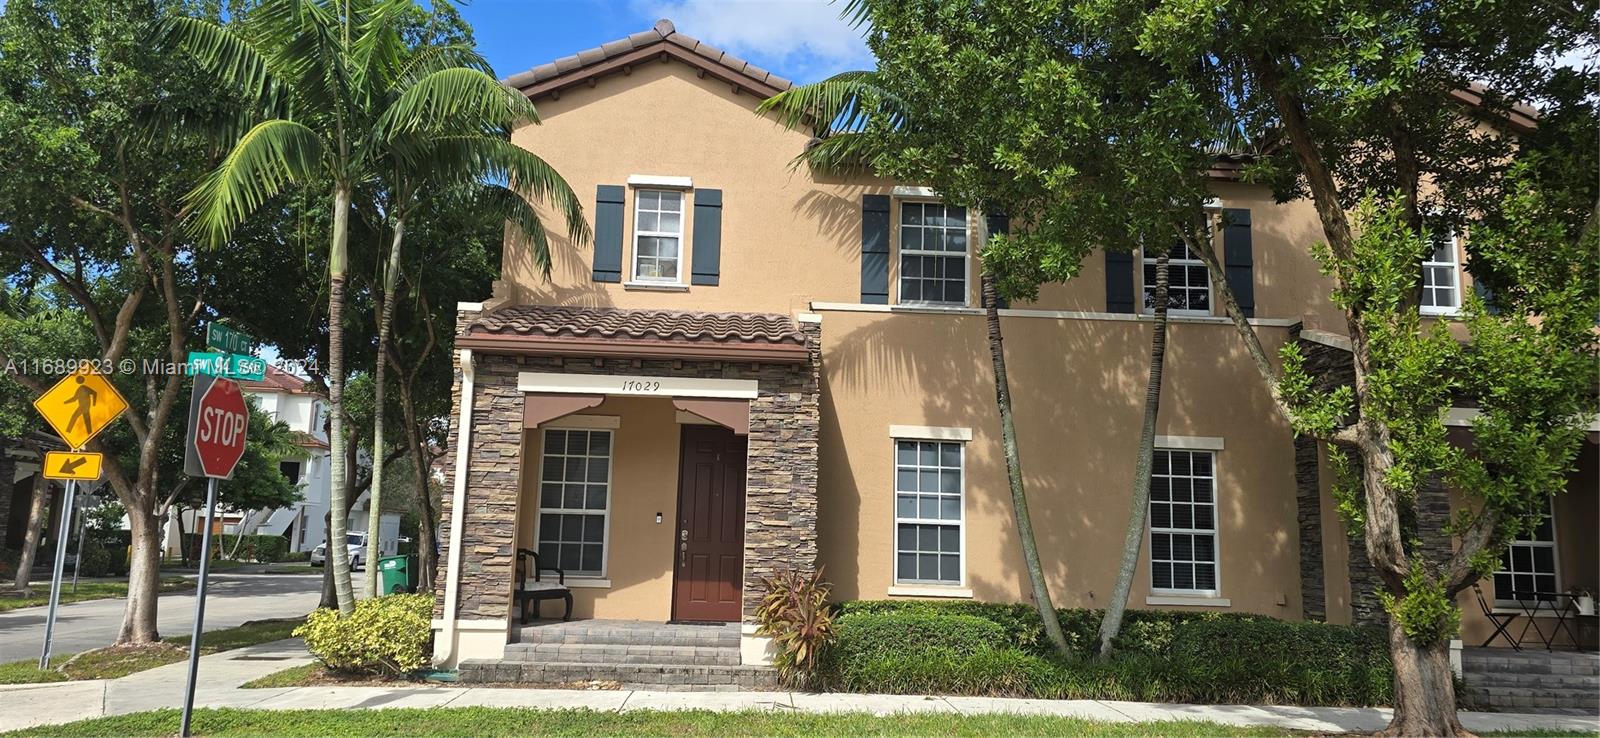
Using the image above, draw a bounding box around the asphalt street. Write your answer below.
[0,570,366,661]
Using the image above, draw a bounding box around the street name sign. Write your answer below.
[42,451,103,481]
[205,322,253,354]
[187,351,266,381]
[183,374,249,480]
[32,367,129,449]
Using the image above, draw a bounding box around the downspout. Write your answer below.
[438,348,474,666]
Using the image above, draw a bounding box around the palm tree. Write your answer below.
[162,0,552,614]
[760,73,1076,659]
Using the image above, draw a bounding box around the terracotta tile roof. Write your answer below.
[503,19,793,101]
[468,305,806,346]
[239,365,320,396]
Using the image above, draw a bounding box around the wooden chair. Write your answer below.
[514,548,572,624]
[1474,583,1521,650]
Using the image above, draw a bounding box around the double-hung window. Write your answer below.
[535,428,613,577]
[894,439,964,585]
[1494,502,1558,605]
[1143,242,1212,315]
[899,202,969,305]
[632,189,683,283]
[1149,449,1219,594]
[1420,230,1461,315]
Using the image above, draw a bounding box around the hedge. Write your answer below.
[182,533,289,563]
[820,601,1393,706]
[296,593,434,676]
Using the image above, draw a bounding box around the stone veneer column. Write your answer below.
[740,319,822,619]
[1294,436,1326,622]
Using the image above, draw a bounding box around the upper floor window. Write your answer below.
[1143,242,1212,316]
[1420,230,1461,315]
[632,189,683,283]
[1494,501,1557,605]
[1150,449,1219,595]
[899,202,968,305]
[279,460,301,485]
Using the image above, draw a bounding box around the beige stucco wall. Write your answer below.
[515,397,685,621]
[816,310,1304,617]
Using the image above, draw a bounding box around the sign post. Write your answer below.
[31,367,124,669]
[179,373,248,738]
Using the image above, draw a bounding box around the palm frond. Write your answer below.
[375,67,539,137]
[393,43,494,86]
[796,131,888,173]
[186,119,327,246]
[155,15,275,106]
[477,185,555,278]
[350,0,412,91]
[758,70,888,135]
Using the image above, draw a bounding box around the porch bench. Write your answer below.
[515,548,572,624]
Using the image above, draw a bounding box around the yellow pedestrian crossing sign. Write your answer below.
[33,367,129,449]
[43,451,103,481]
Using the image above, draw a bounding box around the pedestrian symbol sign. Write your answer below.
[43,451,103,481]
[32,367,129,449]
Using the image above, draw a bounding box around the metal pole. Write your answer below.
[38,479,78,669]
[71,496,87,594]
[179,477,218,738]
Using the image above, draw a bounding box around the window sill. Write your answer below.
[888,585,973,599]
[1145,595,1231,607]
[623,281,688,292]
[563,578,611,589]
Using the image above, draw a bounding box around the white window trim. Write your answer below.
[627,174,693,189]
[1148,447,1222,598]
[896,200,971,308]
[889,425,973,442]
[1155,435,1225,451]
[518,372,758,399]
[1420,232,1462,316]
[1492,500,1561,609]
[531,426,616,580]
[536,414,620,430]
[1141,244,1213,318]
[1145,595,1232,607]
[891,437,968,589]
[630,188,685,285]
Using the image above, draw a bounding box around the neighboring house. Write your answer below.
[431,20,1597,670]
[162,366,400,558]
[0,432,68,559]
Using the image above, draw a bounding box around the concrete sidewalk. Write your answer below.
[3,639,1597,735]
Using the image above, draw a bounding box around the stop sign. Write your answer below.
[184,375,248,479]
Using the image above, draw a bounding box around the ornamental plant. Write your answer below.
[295,593,433,676]
[754,567,837,687]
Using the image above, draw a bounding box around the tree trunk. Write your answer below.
[116,505,162,644]
[397,377,438,593]
[365,216,406,597]
[319,509,336,609]
[1098,249,1169,656]
[1380,616,1468,737]
[981,272,1074,658]
[175,504,189,567]
[327,183,355,616]
[11,472,50,594]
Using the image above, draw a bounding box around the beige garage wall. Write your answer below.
[816,310,1304,617]
[515,396,686,621]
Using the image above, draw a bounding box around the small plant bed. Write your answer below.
[0,617,306,684]
[0,577,192,613]
[810,601,1394,707]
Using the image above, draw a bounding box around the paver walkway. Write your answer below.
[3,639,1597,735]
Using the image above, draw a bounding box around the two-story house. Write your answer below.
[430,20,1598,679]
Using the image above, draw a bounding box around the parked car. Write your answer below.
[310,532,368,570]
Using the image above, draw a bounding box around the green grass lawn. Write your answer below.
[0,617,304,685]
[0,577,191,613]
[239,663,321,688]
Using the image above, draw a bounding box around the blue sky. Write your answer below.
[456,0,874,85]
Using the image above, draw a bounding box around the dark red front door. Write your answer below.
[672,425,746,622]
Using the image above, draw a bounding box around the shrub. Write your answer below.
[183,533,290,563]
[75,543,120,578]
[754,568,836,687]
[294,593,433,676]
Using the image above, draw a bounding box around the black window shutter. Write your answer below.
[1222,208,1255,317]
[860,194,891,304]
[592,184,625,283]
[1472,279,1499,314]
[985,213,1010,309]
[1105,249,1136,313]
[691,188,722,286]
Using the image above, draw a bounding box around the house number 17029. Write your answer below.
[620,380,661,392]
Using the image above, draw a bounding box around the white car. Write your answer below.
[310,532,368,570]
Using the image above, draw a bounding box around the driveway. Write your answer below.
[0,570,367,661]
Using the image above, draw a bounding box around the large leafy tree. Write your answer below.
[0,0,252,644]
[163,0,562,615]
[777,1,1597,733]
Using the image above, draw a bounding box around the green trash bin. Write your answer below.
[377,554,416,594]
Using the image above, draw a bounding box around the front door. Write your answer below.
[672,425,746,622]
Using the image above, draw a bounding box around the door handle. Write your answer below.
[679,540,687,567]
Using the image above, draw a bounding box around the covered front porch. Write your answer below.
[432,304,821,674]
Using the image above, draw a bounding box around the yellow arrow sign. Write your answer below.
[32,367,129,449]
[43,451,103,481]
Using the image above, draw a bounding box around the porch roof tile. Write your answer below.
[467,305,807,347]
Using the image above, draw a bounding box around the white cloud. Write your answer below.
[635,0,873,81]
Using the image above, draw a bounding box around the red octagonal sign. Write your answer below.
[184,375,248,479]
